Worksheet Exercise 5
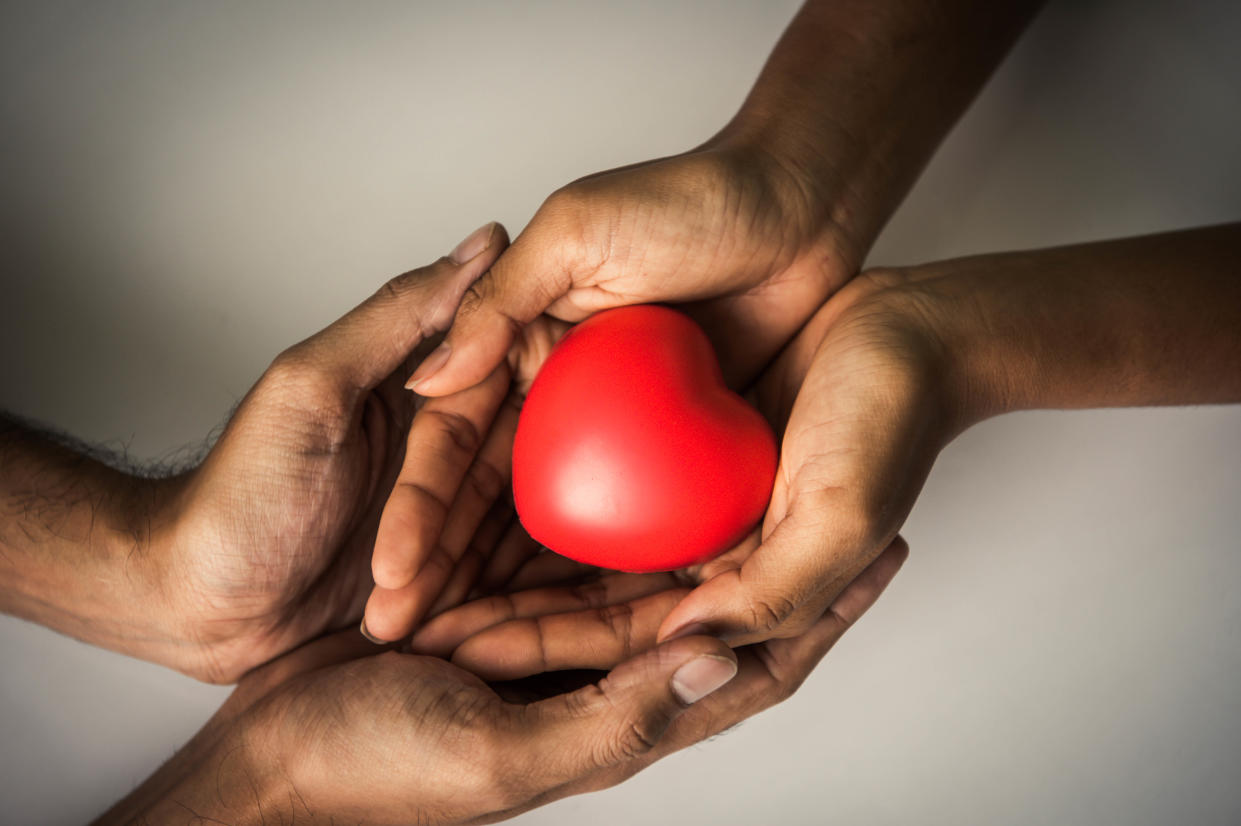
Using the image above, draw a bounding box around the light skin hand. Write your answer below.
[656,223,1241,647]
[94,541,906,826]
[1,222,518,682]
[413,223,1241,672]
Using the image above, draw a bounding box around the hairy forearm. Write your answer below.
[714,0,1044,263]
[0,417,183,661]
[907,223,1241,424]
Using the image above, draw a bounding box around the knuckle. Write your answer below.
[595,602,636,658]
[265,345,318,387]
[605,704,670,764]
[568,580,610,608]
[376,269,439,334]
[393,479,451,523]
[422,407,483,455]
[377,273,410,304]
[422,545,456,580]
[743,591,799,635]
[616,718,662,760]
[456,279,487,316]
[463,459,506,503]
[587,678,672,766]
[541,184,585,218]
[460,278,526,341]
[257,348,347,424]
[559,682,603,718]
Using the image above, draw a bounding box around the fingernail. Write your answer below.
[663,622,710,642]
[405,341,451,391]
[449,221,497,264]
[359,618,387,645]
[671,655,737,705]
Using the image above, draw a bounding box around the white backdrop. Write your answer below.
[2,1,1239,823]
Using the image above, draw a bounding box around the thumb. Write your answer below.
[514,636,738,791]
[406,216,574,397]
[289,221,507,391]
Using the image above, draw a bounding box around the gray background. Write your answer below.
[2,1,1240,823]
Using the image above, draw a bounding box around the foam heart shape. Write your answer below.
[513,305,778,573]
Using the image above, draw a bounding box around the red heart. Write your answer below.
[513,305,778,573]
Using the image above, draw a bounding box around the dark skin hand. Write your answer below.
[0,224,520,682]
[93,544,908,825]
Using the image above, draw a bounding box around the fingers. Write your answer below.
[511,635,738,793]
[441,536,906,683]
[655,489,893,647]
[285,221,506,392]
[432,391,522,571]
[423,500,515,619]
[370,364,511,592]
[756,536,909,693]
[406,219,572,397]
[653,538,908,756]
[412,571,679,657]
[472,519,543,596]
[364,365,513,642]
[452,588,691,681]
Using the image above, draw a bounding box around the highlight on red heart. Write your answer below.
[512,305,777,572]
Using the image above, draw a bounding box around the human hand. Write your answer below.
[401,0,1044,401]
[96,542,905,826]
[652,270,952,645]
[403,141,858,397]
[361,308,570,642]
[654,221,1241,645]
[403,273,928,668]
[154,223,516,682]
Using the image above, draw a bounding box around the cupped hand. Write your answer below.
[405,140,860,398]
[152,223,513,682]
[407,269,942,672]
[653,269,955,645]
[98,540,904,826]
[361,308,569,642]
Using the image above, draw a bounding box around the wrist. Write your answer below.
[75,471,193,667]
[854,266,1005,439]
[701,128,868,278]
[0,421,190,663]
[137,470,245,681]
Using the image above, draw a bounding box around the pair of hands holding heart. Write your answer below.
[362,147,929,681]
